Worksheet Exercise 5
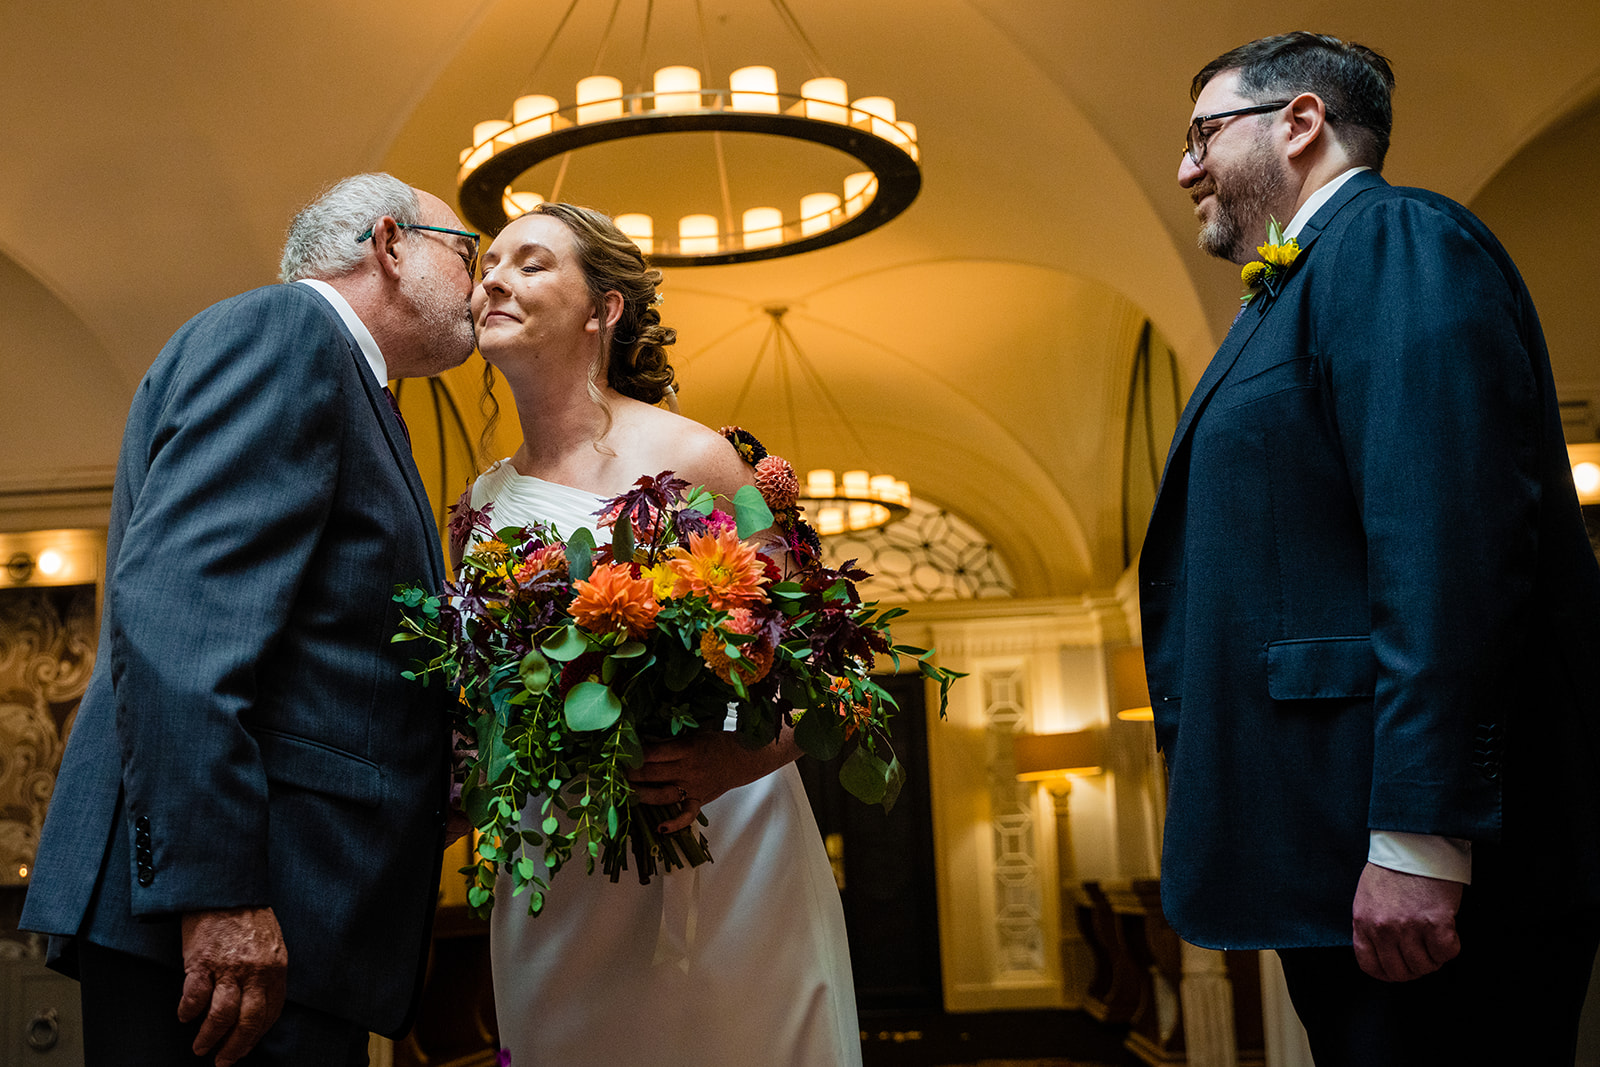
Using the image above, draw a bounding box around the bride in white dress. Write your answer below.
[461,203,861,1066]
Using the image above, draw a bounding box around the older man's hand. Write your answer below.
[1352,862,1463,982]
[178,906,288,1067]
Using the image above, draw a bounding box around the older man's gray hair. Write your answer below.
[279,173,422,283]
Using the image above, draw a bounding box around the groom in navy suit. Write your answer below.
[21,174,477,1065]
[1141,33,1600,1064]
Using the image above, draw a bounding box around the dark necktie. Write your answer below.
[383,385,412,447]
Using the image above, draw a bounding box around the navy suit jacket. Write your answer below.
[1140,170,1600,949]
[21,283,453,1035]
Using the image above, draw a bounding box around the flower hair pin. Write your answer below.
[1240,216,1300,307]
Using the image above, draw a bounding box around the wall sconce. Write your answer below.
[1014,730,1103,782]
[1572,443,1600,505]
[1111,646,1153,722]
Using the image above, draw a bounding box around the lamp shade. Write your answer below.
[1112,645,1153,721]
[1014,730,1102,780]
[1572,443,1600,505]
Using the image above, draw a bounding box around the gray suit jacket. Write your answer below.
[21,283,453,1036]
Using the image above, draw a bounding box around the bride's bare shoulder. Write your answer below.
[617,402,750,496]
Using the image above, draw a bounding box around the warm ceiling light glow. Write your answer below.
[742,207,783,249]
[800,193,840,236]
[730,66,779,112]
[502,189,545,218]
[511,94,559,138]
[801,77,849,123]
[616,213,654,255]
[653,66,702,111]
[454,9,919,267]
[843,172,876,217]
[36,549,64,576]
[576,75,624,123]
[678,214,719,255]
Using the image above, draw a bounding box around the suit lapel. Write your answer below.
[318,309,446,587]
[1152,171,1389,513]
[356,366,445,586]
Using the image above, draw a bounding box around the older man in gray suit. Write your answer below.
[22,173,477,1065]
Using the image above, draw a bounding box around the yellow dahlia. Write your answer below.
[569,562,661,638]
[668,527,769,610]
[1257,237,1300,267]
[467,537,510,567]
[642,562,681,601]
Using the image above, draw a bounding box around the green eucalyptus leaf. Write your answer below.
[516,856,538,881]
[612,511,636,562]
[664,649,701,692]
[612,639,648,659]
[564,681,624,731]
[839,744,891,805]
[794,703,846,760]
[732,484,774,537]
[566,527,597,581]
[683,486,714,516]
[541,625,590,662]
[880,756,906,814]
[519,648,552,693]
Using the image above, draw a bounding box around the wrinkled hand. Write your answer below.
[629,729,797,833]
[178,906,288,1066]
[1352,862,1463,982]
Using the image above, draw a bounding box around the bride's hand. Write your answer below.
[630,728,798,833]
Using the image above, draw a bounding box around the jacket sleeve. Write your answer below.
[1317,194,1534,840]
[110,287,346,916]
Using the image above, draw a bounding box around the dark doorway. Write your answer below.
[797,671,943,1014]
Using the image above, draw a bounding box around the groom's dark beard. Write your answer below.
[1194,129,1291,265]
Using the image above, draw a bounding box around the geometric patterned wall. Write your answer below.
[981,667,1046,978]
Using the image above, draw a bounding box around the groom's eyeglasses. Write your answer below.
[357,223,481,276]
[1184,100,1292,165]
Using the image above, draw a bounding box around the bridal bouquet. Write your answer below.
[394,438,960,918]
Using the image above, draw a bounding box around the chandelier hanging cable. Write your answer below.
[728,307,910,535]
[455,0,921,265]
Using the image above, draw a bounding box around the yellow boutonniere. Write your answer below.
[1240,216,1301,307]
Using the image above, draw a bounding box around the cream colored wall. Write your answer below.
[898,583,1162,1012]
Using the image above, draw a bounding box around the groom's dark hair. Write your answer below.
[1194,32,1396,171]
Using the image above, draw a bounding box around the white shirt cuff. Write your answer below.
[1368,830,1472,884]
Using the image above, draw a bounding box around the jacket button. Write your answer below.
[135,816,150,832]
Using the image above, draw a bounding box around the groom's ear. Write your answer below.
[369,217,406,281]
[1283,92,1328,161]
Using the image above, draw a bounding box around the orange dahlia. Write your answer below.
[569,561,661,638]
[668,527,769,610]
[828,676,874,740]
[700,608,776,684]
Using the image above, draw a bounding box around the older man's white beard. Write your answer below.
[401,270,477,371]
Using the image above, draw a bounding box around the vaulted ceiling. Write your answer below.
[5,1,1599,595]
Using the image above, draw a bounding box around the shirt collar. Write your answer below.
[1285,166,1370,239]
[295,278,388,385]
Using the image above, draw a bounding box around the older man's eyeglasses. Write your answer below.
[1184,101,1293,166]
[356,223,481,275]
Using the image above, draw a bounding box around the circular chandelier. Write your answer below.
[454,2,922,266]
[734,306,910,536]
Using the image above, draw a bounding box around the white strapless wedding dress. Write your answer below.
[468,459,861,1067]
